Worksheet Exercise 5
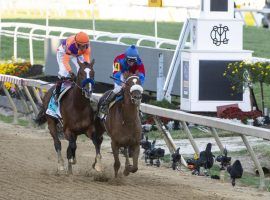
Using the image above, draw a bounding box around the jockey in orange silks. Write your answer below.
[55,31,91,101]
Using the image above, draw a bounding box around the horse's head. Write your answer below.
[77,59,95,98]
[124,75,144,106]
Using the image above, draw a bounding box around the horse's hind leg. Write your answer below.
[91,130,103,172]
[48,119,64,171]
[66,134,77,174]
[111,141,120,178]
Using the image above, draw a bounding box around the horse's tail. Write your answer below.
[34,104,47,126]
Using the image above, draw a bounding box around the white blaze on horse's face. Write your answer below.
[132,78,138,84]
[83,68,92,98]
[130,78,143,106]
[84,68,91,79]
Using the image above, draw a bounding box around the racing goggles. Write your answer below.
[77,43,89,49]
[126,57,137,63]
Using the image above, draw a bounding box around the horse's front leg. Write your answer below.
[66,133,77,174]
[123,147,130,176]
[129,144,140,173]
[90,130,104,172]
[111,141,121,178]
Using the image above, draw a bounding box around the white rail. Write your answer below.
[0,74,269,189]
[1,73,268,140]
[1,22,269,66]
[0,22,178,64]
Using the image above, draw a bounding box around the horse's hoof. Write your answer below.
[72,158,77,165]
[66,162,73,175]
[67,168,73,175]
[92,162,96,169]
[131,169,138,173]
[68,158,76,165]
[67,170,73,175]
[58,165,65,171]
[94,163,103,172]
[123,169,130,176]
[130,167,138,173]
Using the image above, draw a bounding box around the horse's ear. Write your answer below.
[77,58,85,68]
[90,59,95,68]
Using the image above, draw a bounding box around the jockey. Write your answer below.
[55,31,91,102]
[101,44,145,113]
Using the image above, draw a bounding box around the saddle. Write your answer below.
[46,81,72,119]
[109,96,123,109]
[98,93,123,119]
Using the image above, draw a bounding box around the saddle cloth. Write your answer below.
[45,81,72,119]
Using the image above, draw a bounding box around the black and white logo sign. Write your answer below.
[210,24,229,46]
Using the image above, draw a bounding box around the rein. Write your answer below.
[71,78,95,99]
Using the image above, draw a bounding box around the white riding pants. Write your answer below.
[112,72,124,94]
[56,45,84,77]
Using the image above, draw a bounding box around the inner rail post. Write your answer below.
[0,82,18,124]
[240,134,266,190]
[153,116,187,167]
[180,121,200,156]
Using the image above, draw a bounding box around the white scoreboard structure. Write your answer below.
[180,0,252,112]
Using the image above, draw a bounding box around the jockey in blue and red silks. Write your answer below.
[55,31,91,102]
[101,44,146,112]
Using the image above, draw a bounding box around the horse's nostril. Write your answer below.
[134,95,142,100]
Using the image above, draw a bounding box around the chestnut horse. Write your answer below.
[35,59,103,174]
[95,75,143,177]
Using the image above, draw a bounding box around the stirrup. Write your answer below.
[100,104,108,114]
[98,106,107,119]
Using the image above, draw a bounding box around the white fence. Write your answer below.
[0,73,269,189]
[0,22,178,65]
[1,22,270,67]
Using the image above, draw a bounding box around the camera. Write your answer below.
[140,139,151,151]
[147,147,165,167]
[171,147,181,170]
[216,148,231,169]
[140,137,165,167]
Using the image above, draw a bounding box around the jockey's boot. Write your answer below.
[54,80,62,104]
[100,91,116,114]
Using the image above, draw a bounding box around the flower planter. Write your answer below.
[219,106,262,125]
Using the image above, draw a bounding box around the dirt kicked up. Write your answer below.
[0,121,269,200]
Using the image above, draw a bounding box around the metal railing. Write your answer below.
[0,22,178,65]
[1,21,269,67]
[0,74,269,190]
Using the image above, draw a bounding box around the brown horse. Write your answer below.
[35,59,103,174]
[95,74,143,177]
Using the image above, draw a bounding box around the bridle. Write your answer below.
[125,76,143,105]
[73,67,95,99]
[72,79,94,99]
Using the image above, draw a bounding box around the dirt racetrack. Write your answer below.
[0,121,270,200]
